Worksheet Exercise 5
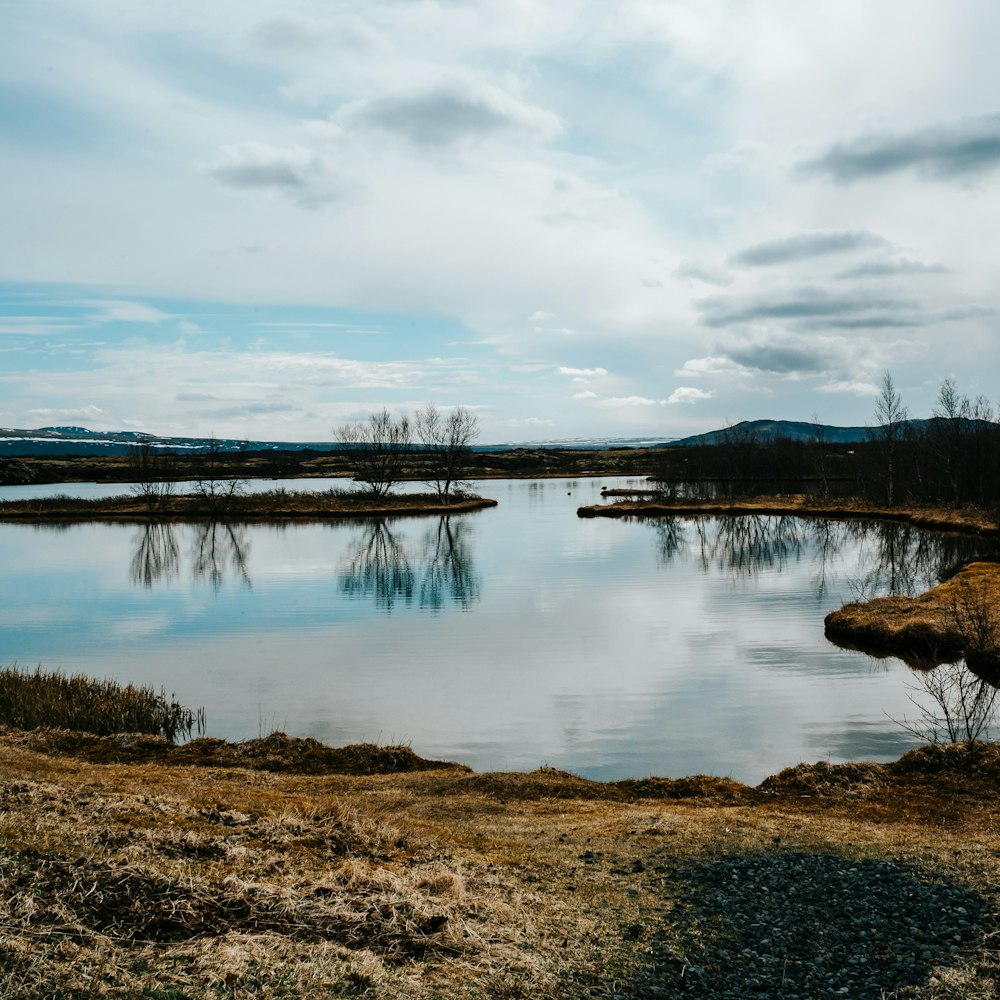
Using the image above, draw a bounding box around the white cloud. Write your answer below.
[597,395,666,408]
[557,366,608,377]
[87,301,170,324]
[667,386,714,405]
[572,390,598,399]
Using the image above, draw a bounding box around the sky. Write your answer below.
[2,1,1000,444]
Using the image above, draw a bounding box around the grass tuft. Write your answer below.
[0,666,204,742]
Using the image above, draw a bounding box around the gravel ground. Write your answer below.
[601,851,996,999]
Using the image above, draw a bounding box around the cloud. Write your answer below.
[726,343,828,375]
[597,395,665,408]
[87,300,170,324]
[835,258,949,279]
[696,286,917,329]
[249,15,328,51]
[207,142,340,208]
[557,366,608,377]
[728,231,890,268]
[667,386,713,405]
[339,78,563,149]
[529,311,556,322]
[0,317,84,335]
[507,417,554,427]
[28,404,104,421]
[800,113,1000,183]
[572,390,598,399]
[674,260,733,286]
[817,380,880,396]
[675,356,747,378]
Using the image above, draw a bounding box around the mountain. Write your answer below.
[665,418,908,447]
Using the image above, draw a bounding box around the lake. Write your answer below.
[1,476,994,784]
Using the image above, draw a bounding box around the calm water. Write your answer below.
[0,477,993,783]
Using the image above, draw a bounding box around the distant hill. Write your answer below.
[0,426,675,457]
[664,418,931,447]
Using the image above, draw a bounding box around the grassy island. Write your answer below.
[0,490,497,523]
[825,560,1000,673]
[2,728,1000,998]
[577,494,1000,537]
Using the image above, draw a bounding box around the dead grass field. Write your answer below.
[2,730,1000,998]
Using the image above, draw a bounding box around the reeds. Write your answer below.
[0,665,204,741]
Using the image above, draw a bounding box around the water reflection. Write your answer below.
[192,522,251,591]
[129,523,180,589]
[338,516,481,612]
[650,515,999,599]
[128,521,251,590]
[339,521,416,610]
[419,517,481,610]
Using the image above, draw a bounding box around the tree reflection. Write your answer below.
[191,522,251,591]
[845,521,1000,601]
[129,523,180,589]
[648,514,999,601]
[338,516,482,612]
[419,516,481,610]
[338,520,416,610]
[692,515,806,577]
[651,518,686,566]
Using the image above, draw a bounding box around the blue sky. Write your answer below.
[2,1,1000,443]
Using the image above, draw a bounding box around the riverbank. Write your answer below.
[578,494,1000,537]
[2,729,999,998]
[0,490,498,523]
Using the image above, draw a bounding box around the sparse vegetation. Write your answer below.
[0,666,204,741]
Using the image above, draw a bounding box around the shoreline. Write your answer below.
[577,494,1000,536]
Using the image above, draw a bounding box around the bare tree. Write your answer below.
[193,435,246,515]
[126,438,177,507]
[869,370,909,505]
[894,578,1000,745]
[336,409,412,498]
[414,404,480,502]
[897,663,999,746]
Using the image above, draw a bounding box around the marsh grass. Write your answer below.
[0,666,204,741]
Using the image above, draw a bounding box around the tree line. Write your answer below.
[654,373,1000,509]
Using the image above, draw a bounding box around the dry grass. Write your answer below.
[0,666,202,741]
[2,733,1000,997]
[825,560,1000,670]
[578,494,1000,536]
[0,491,497,523]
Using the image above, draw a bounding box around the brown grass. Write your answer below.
[3,730,1000,997]
[0,490,497,523]
[825,560,1000,669]
[0,666,202,741]
[577,494,1000,536]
